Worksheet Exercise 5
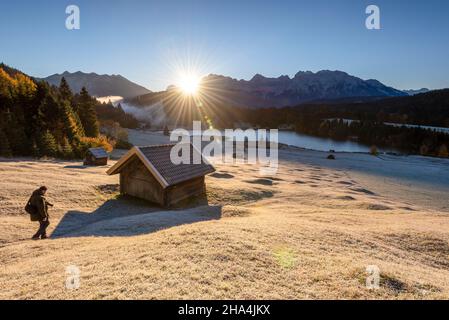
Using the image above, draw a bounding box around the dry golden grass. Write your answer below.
[1,153,449,299]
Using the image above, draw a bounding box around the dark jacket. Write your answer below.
[29,190,51,222]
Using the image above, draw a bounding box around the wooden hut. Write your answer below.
[106,143,215,207]
[84,147,108,166]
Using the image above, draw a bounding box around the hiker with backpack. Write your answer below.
[25,186,53,240]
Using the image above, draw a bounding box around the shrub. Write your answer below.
[38,130,58,157]
[438,144,449,158]
[79,135,114,153]
[115,139,133,150]
[30,141,40,158]
[0,129,12,157]
[59,138,74,159]
[419,144,430,156]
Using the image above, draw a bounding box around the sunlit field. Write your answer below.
[2,141,449,299]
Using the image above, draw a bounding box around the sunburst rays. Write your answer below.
[149,45,240,130]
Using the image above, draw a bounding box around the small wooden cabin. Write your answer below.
[106,143,215,207]
[84,147,108,166]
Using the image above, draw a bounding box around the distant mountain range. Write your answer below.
[403,88,430,96]
[39,69,432,108]
[130,70,409,109]
[38,71,151,98]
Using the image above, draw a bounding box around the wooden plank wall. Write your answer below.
[165,176,205,206]
[120,158,165,205]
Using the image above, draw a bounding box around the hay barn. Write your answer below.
[106,144,215,207]
[84,147,108,166]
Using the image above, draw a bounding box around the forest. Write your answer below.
[243,90,449,157]
[0,64,137,158]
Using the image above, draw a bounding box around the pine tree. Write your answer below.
[62,102,85,141]
[0,68,14,110]
[0,129,12,157]
[4,114,28,155]
[15,73,37,99]
[72,109,85,137]
[77,87,99,137]
[60,137,74,159]
[30,140,40,158]
[38,130,58,157]
[36,92,65,136]
[59,77,72,102]
[163,125,170,136]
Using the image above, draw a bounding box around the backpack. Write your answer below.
[24,196,37,215]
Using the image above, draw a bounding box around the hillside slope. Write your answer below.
[1,147,449,299]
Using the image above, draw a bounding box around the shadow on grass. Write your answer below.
[63,165,89,169]
[51,193,221,238]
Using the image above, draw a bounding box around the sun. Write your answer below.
[178,73,201,96]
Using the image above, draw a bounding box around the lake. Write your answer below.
[190,130,394,153]
[129,129,395,154]
[276,131,391,153]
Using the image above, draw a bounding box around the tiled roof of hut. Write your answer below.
[106,143,215,188]
[88,147,108,158]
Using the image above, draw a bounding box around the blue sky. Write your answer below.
[1,0,448,91]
